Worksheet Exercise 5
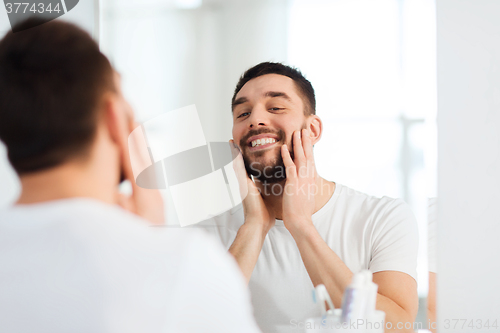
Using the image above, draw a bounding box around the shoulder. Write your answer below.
[0,198,218,260]
[331,184,418,240]
[336,184,415,220]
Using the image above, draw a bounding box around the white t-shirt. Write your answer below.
[199,183,419,333]
[0,198,261,333]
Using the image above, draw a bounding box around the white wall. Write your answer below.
[437,0,500,329]
[101,0,289,142]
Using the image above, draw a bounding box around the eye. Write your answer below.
[237,112,250,118]
[269,107,284,111]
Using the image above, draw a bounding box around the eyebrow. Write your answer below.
[264,91,292,102]
[232,97,248,111]
[232,91,292,112]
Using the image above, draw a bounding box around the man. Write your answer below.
[0,19,261,333]
[200,62,419,332]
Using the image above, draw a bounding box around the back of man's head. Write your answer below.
[0,18,115,175]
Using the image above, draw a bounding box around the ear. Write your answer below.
[307,115,323,145]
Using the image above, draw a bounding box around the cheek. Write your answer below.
[282,128,295,144]
[232,124,244,142]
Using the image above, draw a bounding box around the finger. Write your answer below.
[229,140,250,200]
[292,130,306,172]
[230,140,247,178]
[302,129,314,160]
[114,113,135,187]
[123,121,165,224]
[293,130,306,163]
[123,122,146,194]
[281,144,297,179]
[302,129,316,177]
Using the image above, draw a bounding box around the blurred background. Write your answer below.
[0,0,437,326]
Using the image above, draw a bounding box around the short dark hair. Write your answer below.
[232,62,316,115]
[0,18,115,175]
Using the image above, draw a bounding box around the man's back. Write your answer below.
[0,198,260,333]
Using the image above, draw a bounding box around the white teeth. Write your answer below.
[251,138,277,147]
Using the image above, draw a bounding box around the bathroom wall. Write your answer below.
[437,0,500,329]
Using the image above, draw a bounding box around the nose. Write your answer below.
[247,105,269,129]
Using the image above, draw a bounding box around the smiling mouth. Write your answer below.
[241,128,285,153]
[251,137,276,147]
[248,138,278,151]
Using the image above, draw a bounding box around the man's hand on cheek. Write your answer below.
[230,140,275,235]
[281,129,317,235]
[116,119,165,225]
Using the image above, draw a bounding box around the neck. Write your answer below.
[255,175,335,220]
[16,159,118,206]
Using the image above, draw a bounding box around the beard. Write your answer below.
[239,128,295,184]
